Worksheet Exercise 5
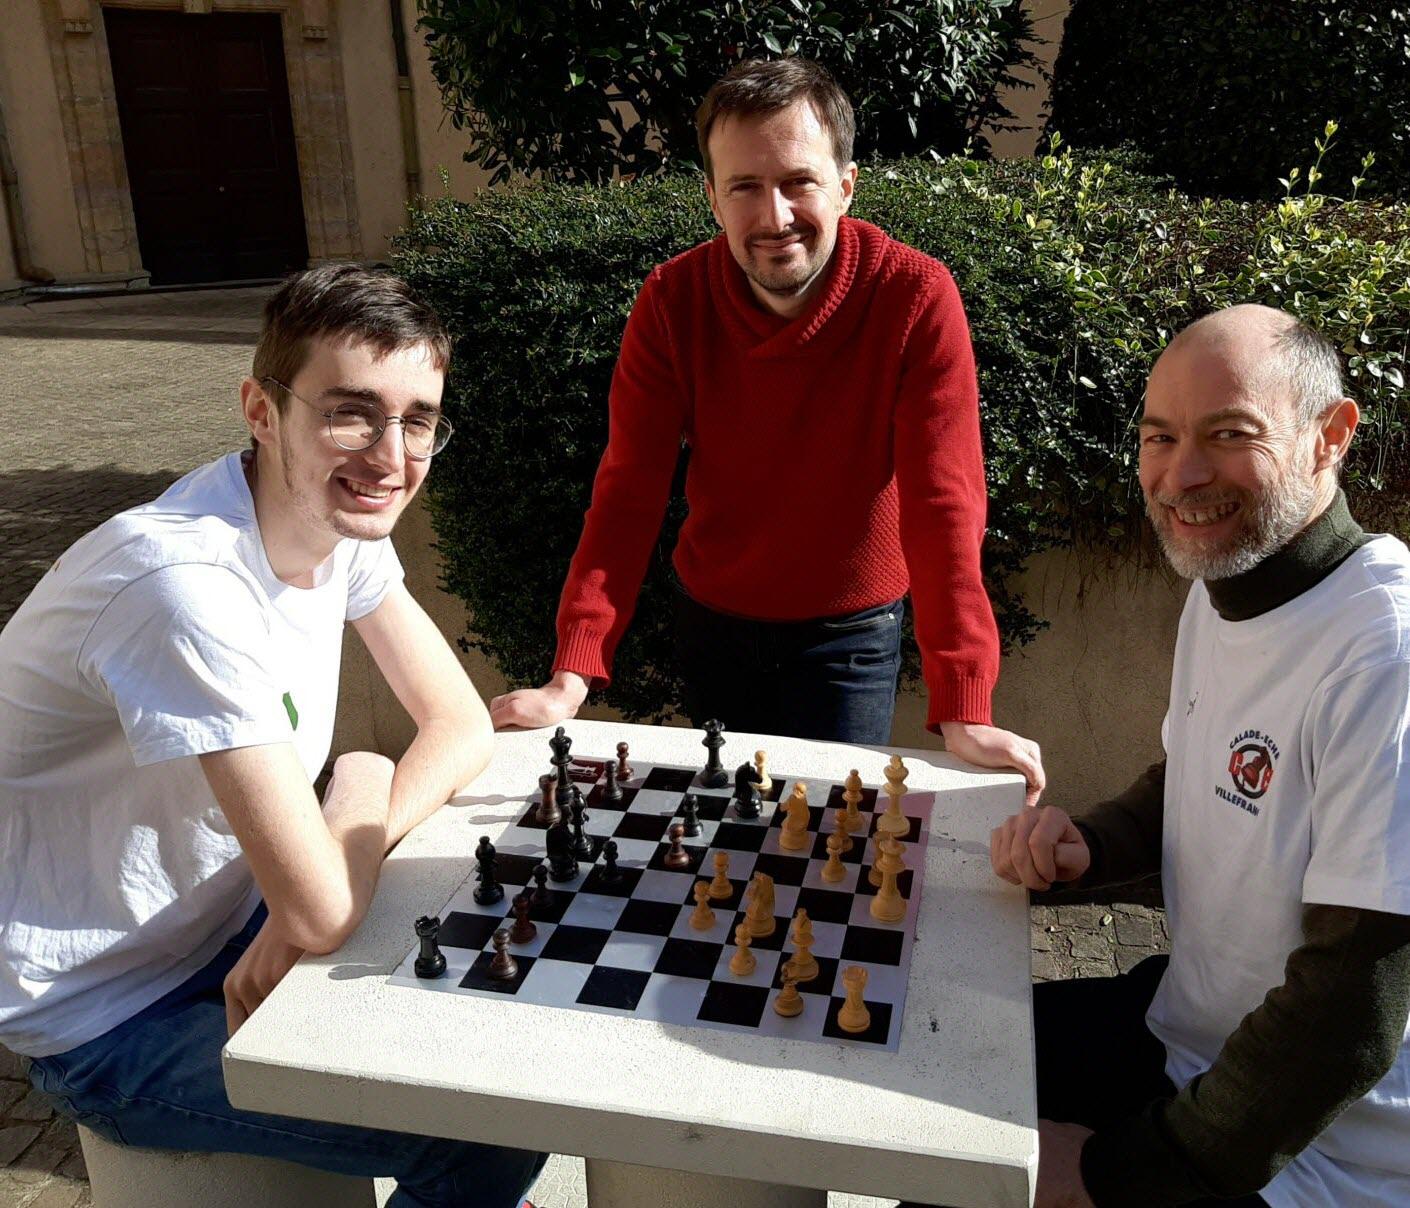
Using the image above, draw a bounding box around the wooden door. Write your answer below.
[105,9,309,285]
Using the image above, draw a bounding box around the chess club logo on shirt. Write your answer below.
[1213,728,1279,816]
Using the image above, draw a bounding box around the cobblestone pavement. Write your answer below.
[0,287,1170,1207]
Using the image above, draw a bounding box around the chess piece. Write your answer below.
[550,726,575,810]
[663,822,692,869]
[779,782,810,851]
[831,807,854,853]
[837,966,871,1033]
[729,922,756,975]
[473,836,503,905]
[732,761,762,819]
[531,863,551,904]
[413,915,446,979]
[841,769,865,835]
[680,793,702,838]
[545,821,578,882]
[570,786,594,860]
[773,974,804,1017]
[822,830,847,882]
[876,755,910,838]
[746,872,776,938]
[535,772,561,826]
[700,719,728,788]
[616,741,633,781]
[509,893,537,944]
[783,909,819,983]
[707,851,732,900]
[869,839,906,923]
[487,928,518,981]
[870,833,907,886]
[689,881,715,930]
[602,761,623,804]
[600,839,622,885]
[754,749,771,794]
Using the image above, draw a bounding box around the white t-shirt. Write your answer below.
[1149,536,1410,1207]
[0,453,402,1058]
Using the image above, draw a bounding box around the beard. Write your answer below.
[1147,464,1319,581]
[740,226,832,299]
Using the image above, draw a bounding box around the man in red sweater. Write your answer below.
[491,57,1042,798]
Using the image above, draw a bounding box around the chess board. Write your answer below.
[390,755,934,1050]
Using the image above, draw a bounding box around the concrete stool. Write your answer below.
[78,1125,393,1207]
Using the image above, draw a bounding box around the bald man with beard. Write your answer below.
[985,306,1410,1207]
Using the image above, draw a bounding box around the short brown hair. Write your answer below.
[695,58,855,180]
[253,263,451,395]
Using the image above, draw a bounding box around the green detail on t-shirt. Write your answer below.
[282,691,299,731]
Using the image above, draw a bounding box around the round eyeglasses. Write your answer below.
[262,378,453,461]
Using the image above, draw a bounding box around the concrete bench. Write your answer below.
[77,1125,392,1207]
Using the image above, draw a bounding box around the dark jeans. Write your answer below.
[673,585,904,744]
[28,906,546,1207]
[904,956,1268,1207]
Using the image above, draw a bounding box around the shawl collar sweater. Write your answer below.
[553,216,999,728]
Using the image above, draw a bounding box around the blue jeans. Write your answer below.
[673,585,904,744]
[28,906,546,1207]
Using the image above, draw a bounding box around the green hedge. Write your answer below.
[1047,0,1410,199]
[394,146,1410,720]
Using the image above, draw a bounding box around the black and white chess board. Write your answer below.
[390,756,934,1049]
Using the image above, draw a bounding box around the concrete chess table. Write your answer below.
[223,720,1036,1207]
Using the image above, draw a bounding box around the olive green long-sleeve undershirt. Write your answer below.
[1065,493,1410,1205]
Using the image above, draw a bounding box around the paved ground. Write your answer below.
[0,287,1168,1207]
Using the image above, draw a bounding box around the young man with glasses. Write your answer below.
[0,265,545,1204]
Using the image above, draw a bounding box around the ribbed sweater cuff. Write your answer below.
[925,674,995,731]
[553,626,613,690]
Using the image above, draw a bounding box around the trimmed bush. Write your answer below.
[1047,0,1410,199]
[413,1,1041,184]
[394,146,1410,720]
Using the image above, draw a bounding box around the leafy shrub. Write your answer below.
[414,0,1041,184]
[1047,0,1410,199]
[394,145,1410,720]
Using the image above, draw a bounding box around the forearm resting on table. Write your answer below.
[1070,760,1166,888]
[1080,904,1410,1205]
[385,713,492,847]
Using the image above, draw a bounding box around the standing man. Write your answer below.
[491,57,1042,800]
[990,306,1410,1206]
[0,266,544,1204]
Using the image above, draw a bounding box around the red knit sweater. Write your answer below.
[553,216,999,730]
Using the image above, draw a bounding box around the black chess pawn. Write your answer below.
[487,928,518,981]
[535,771,561,826]
[509,893,537,945]
[546,821,578,882]
[600,839,622,885]
[680,793,702,838]
[413,915,446,979]
[663,821,692,869]
[602,762,624,804]
[531,862,551,905]
[473,836,504,905]
[732,761,762,819]
[700,719,728,788]
[570,786,594,860]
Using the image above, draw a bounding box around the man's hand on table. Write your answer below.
[939,721,1045,806]
[224,922,305,1037]
[1036,1121,1097,1208]
[991,804,1091,892]
[490,670,589,731]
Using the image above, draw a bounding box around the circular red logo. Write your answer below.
[1228,744,1275,799]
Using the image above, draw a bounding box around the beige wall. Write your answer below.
[335,507,1183,809]
[0,2,89,280]
[987,0,1071,159]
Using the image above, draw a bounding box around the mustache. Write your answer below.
[747,227,812,246]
